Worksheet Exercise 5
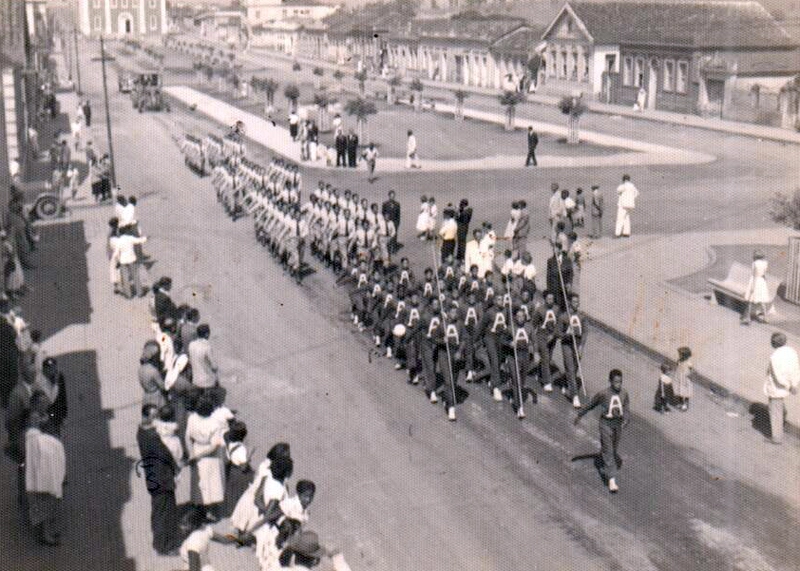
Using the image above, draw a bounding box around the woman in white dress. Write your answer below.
[415,195,430,240]
[186,394,225,521]
[426,197,438,240]
[742,250,770,324]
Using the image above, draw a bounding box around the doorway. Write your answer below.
[118,12,133,35]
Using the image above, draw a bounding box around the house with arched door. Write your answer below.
[78,0,168,37]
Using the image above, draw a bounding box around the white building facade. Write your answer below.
[78,0,168,37]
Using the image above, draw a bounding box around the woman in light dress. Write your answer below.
[415,196,437,241]
[742,250,770,324]
[186,394,226,521]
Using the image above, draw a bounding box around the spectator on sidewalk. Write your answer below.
[438,207,457,263]
[179,307,200,353]
[548,183,565,244]
[742,250,770,325]
[188,324,219,391]
[5,357,37,510]
[25,394,67,546]
[115,227,147,299]
[513,200,530,256]
[35,358,68,437]
[455,199,472,263]
[346,130,359,168]
[614,174,639,238]
[139,341,167,410]
[0,298,20,409]
[58,140,71,171]
[82,100,92,127]
[589,185,604,239]
[186,394,226,522]
[362,143,378,182]
[85,140,96,167]
[764,332,800,445]
[335,130,347,167]
[288,111,299,141]
[654,361,675,413]
[8,202,36,270]
[381,190,401,253]
[137,403,180,556]
[27,127,39,158]
[2,230,26,299]
[673,346,694,412]
[71,117,82,151]
[67,164,80,200]
[153,277,179,327]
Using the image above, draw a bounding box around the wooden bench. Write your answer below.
[708,261,780,313]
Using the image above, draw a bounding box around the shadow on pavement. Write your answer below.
[749,402,772,438]
[0,350,135,571]
[21,220,92,341]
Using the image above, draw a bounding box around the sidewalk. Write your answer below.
[575,226,800,432]
[238,41,800,146]
[165,85,713,171]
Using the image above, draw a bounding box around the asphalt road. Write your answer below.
[3,38,796,571]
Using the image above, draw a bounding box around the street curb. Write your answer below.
[583,314,800,438]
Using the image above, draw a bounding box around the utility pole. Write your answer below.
[97,36,117,187]
[73,27,82,95]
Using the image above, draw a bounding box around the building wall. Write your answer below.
[80,0,167,37]
[615,47,696,113]
[246,4,334,26]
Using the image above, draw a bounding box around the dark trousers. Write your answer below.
[484,334,503,388]
[561,342,581,398]
[336,149,346,167]
[525,148,537,166]
[420,341,437,393]
[150,491,179,555]
[348,150,357,168]
[535,335,555,387]
[438,347,458,408]
[600,420,623,480]
[441,240,455,263]
[508,349,530,410]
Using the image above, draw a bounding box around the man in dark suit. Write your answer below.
[335,130,347,167]
[137,404,180,556]
[513,200,530,256]
[525,126,538,167]
[346,130,359,168]
[381,190,401,253]
[455,199,473,262]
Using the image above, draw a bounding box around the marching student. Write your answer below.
[574,369,630,493]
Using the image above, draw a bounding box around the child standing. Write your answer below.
[673,346,693,411]
[653,361,674,413]
[415,195,430,240]
[574,188,586,227]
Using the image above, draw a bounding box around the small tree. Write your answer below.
[333,69,344,93]
[312,66,325,89]
[263,78,279,111]
[410,78,423,111]
[387,75,402,105]
[453,89,469,120]
[769,189,800,230]
[344,97,377,141]
[216,67,229,93]
[559,93,587,144]
[354,69,368,96]
[292,61,302,72]
[284,83,300,112]
[499,90,524,130]
[313,91,333,131]
[203,64,214,84]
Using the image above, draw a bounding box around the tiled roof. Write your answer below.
[410,15,527,45]
[564,1,796,49]
[323,7,414,36]
[491,24,546,54]
[728,48,800,75]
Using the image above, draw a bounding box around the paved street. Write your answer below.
[1,36,797,571]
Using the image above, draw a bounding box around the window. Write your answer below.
[623,56,633,86]
[583,53,589,79]
[150,14,157,30]
[571,52,578,79]
[94,14,102,30]
[634,57,644,87]
[550,50,557,77]
[561,51,567,78]
[663,59,674,92]
[676,60,688,93]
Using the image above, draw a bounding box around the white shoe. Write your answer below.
[394,362,402,370]
[608,478,619,493]
[573,395,581,408]
[561,386,567,395]
[447,407,456,421]
[386,347,393,359]
[493,387,502,401]
[430,391,438,404]
[374,335,381,347]
[543,383,553,393]
[466,370,474,382]
[517,407,526,419]
[411,375,419,385]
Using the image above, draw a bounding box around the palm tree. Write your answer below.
[284,83,300,112]
[313,91,333,131]
[387,75,402,105]
[333,69,344,93]
[453,89,469,120]
[354,69,368,96]
[559,93,587,144]
[499,90,524,131]
[312,66,325,90]
[409,78,423,111]
[344,97,377,141]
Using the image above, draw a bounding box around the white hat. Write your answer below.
[393,324,406,337]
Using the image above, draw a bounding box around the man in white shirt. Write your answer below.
[464,228,483,276]
[765,332,800,444]
[406,130,420,169]
[614,174,639,238]
[115,227,147,298]
[438,209,458,263]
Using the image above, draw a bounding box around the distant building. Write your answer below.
[196,10,245,45]
[77,0,168,37]
[243,0,336,27]
[540,1,799,117]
